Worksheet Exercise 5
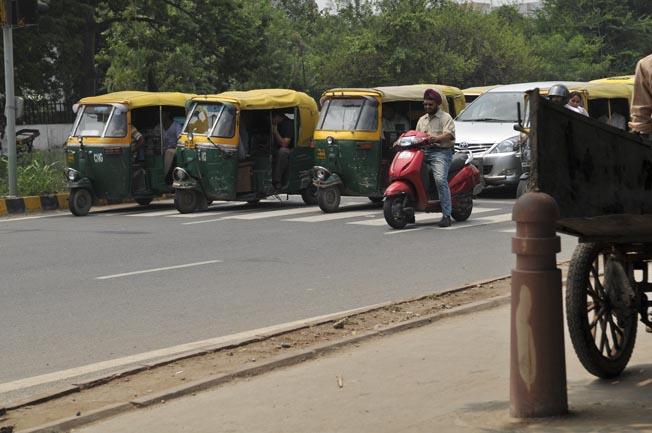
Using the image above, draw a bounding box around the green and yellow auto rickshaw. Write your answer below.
[312,84,465,212]
[171,89,319,213]
[64,91,195,216]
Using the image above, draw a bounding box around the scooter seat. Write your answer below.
[447,152,467,180]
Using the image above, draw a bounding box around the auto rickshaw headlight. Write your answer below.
[172,167,188,182]
[326,136,334,145]
[314,167,329,181]
[64,168,79,182]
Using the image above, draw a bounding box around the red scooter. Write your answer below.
[383,130,483,229]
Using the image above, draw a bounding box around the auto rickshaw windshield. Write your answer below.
[183,102,236,138]
[71,105,128,138]
[317,96,379,131]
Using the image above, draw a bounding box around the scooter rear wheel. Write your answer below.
[383,196,409,229]
[451,195,473,222]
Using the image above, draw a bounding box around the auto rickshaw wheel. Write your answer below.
[317,186,340,213]
[301,184,318,205]
[135,197,153,206]
[566,242,637,378]
[451,195,473,222]
[368,196,383,204]
[174,190,199,214]
[383,195,409,229]
[68,188,92,216]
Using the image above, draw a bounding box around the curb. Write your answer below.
[0,193,69,215]
[16,294,512,433]
[0,193,174,216]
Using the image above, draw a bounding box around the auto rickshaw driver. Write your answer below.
[271,109,294,191]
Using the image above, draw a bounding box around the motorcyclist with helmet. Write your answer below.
[547,84,570,106]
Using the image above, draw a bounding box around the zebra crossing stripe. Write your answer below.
[443,213,513,229]
[348,207,500,226]
[285,210,382,222]
[223,207,318,220]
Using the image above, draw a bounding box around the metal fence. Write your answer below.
[17,99,75,125]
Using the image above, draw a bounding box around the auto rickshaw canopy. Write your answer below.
[190,89,319,143]
[75,91,195,111]
[566,82,633,101]
[589,75,635,85]
[321,84,465,114]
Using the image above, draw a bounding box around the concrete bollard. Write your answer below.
[510,192,568,418]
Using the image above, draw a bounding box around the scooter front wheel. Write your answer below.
[383,195,410,229]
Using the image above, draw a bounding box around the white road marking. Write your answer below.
[126,210,181,217]
[285,210,381,222]
[349,207,500,226]
[442,213,513,229]
[96,260,222,280]
[222,207,319,220]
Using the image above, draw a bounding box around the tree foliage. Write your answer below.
[1,0,651,103]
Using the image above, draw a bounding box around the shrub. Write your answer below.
[0,150,66,197]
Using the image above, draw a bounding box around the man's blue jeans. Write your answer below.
[424,147,453,217]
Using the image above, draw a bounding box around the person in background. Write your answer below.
[271,110,294,191]
[131,124,145,160]
[155,109,183,181]
[547,84,570,106]
[630,54,652,136]
[414,88,455,228]
[566,92,589,116]
[382,104,410,143]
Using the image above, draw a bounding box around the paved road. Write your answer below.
[0,192,577,395]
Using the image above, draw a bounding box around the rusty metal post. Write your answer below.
[510,192,567,418]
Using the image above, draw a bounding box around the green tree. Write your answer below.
[536,0,652,76]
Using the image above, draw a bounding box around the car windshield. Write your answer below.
[456,92,524,122]
[183,102,236,137]
[71,105,127,138]
[317,97,379,131]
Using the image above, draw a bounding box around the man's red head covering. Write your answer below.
[423,88,442,105]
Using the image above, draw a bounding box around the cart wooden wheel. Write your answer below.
[566,242,638,378]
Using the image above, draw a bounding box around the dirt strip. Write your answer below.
[1,264,569,433]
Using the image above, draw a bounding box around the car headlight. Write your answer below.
[487,136,520,154]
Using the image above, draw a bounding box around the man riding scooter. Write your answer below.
[414,88,456,227]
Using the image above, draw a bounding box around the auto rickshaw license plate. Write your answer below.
[316,149,326,159]
[67,152,74,163]
[184,141,196,149]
